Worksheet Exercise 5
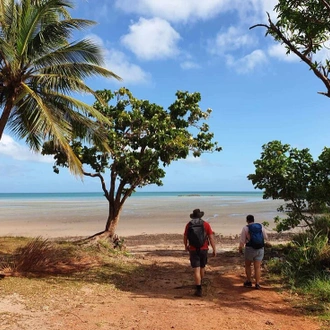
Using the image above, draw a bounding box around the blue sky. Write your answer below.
[1,0,330,193]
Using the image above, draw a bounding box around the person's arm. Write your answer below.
[208,232,216,257]
[262,227,268,241]
[183,234,189,251]
[238,227,246,253]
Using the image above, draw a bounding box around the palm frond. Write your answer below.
[0,0,121,174]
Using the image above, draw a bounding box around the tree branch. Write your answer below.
[83,171,109,200]
[258,13,330,97]
[321,0,330,12]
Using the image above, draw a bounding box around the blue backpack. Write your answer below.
[246,223,264,249]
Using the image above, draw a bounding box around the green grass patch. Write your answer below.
[265,239,330,327]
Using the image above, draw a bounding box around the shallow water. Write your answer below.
[0,192,283,237]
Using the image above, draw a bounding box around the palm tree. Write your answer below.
[0,0,121,174]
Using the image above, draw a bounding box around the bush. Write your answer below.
[269,232,329,285]
[0,237,94,276]
[304,276,330,303]
[312,216,330,242]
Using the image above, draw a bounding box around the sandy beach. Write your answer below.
[1,194,323,330]
[0,195,284,238]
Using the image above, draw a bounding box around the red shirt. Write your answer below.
[184,220,213,251]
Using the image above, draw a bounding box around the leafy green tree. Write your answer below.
[248,140,330,232]
[42,88,222,238]
[0,0,120,175]
[251,0,330,97]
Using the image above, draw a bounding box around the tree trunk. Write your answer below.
[105,214,120,238]
[105,198,122,237]
[0,102,13,140]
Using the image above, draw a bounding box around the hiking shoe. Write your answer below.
[255,284,261,290]
[243,281,252,288]
[194,288,202,297]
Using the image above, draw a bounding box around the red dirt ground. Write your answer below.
[1,234,325,330]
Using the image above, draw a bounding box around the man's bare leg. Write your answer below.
[193,267,203,296]
[254,260,262,285]
[193,267,201,285]
[245,260,252,282]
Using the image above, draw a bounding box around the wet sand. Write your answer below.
[0,195,284,238]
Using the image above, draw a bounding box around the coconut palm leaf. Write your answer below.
[0,0,121,175]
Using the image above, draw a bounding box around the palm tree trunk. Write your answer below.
[0,103,13,140]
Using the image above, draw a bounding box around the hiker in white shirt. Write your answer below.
[239,214,268,290]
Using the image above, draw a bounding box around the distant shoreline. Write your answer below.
[0,193,283,239]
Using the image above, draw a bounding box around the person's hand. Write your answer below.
[239,247,243,254]
[212,250,216,257]
[185,245,189,252]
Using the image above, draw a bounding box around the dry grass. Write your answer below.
[0,237,102,277]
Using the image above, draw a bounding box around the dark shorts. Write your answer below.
[189,249,208,268]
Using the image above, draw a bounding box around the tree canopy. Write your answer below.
[0,0,120,175]
[42,88,222,238]
[248,140,330,232]
[251,0,330,97]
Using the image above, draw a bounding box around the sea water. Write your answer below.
[0,191,282,237]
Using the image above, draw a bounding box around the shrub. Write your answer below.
[312,216,330,242]
[274,232,329,285]
[0,237,94,276]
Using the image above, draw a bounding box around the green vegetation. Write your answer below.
[0,0,120,175]
[249,139,330,324]
[266,217,330,324]
[251,0,330,98]
[248,140,330,232]
[42,88,222,238]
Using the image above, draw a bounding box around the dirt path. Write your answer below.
[0,234,323,330]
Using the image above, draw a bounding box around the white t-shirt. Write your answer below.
[239,223,268,248]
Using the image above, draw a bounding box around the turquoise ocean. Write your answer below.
[0,191,263,201]
[0,191,282,237]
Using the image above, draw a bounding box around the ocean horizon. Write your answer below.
[0,191,263,201]
[0,190,283,238]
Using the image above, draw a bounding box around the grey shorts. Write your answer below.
[189,250,208,268]
[244,246,264,261]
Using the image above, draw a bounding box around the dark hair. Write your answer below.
[246,214,254,223]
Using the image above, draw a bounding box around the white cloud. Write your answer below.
[105,49,152,84]
[267,41,330,65]
[87,34,151,84]
[115,0,278,24]
[209,26,257,55]
[180,61,201,70]
[121,17,181,60]
[268,43,298,62]
[233,0,278,24]
[226,49,267,74]
[0,135,53,163]
[115,0,231,23]
[261,0,279,21]
[313,45,330,64]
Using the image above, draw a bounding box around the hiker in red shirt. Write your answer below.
[184,208,216,297]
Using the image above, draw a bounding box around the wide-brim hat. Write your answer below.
[190,208,204,219]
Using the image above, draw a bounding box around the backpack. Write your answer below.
[246,223,264,249]
[187,219,207,249]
